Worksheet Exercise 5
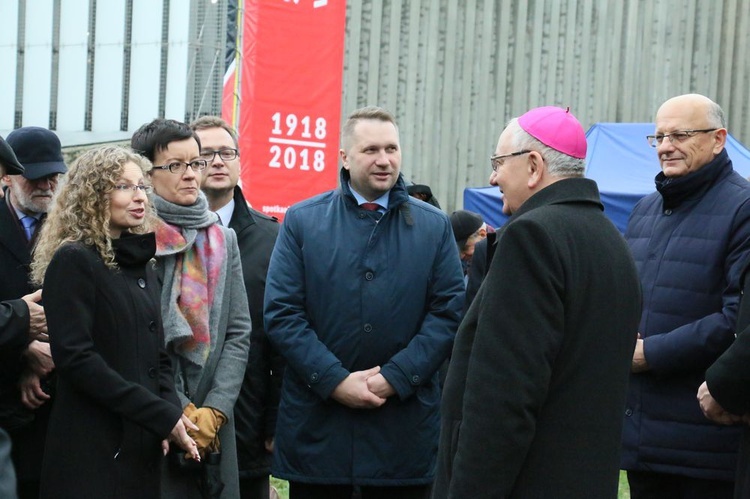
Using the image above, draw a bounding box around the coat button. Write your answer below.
[365,272,374,280]
[664,209,672,216]
[625,408,633,417]
[363,323,372,333]
[358,213,366,219]
[137,278,146,288]
[411,375,420,385]
[149,321,157,332]
[147,367,157,378]
[310,372,319,383]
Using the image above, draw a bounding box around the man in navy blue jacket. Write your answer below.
[621,94,750,498]
[264,106,465,499]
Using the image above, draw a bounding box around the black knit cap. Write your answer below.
[450,210,484,247]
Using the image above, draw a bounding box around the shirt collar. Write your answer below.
[348,182,390,210]
[214,197,236,226]
[11,204,42,223]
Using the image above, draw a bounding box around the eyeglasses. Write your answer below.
[113,184,152,194]
[490,150,531,171]
[646,129,717,148]
[201,148,239,162]
[151,159,208,174]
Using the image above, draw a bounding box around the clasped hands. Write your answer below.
[172,403,227,460]
[19,340,55,409]
[331,366,395,409]
[697,381,749,426]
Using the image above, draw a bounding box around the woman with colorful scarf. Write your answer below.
[132,119,251,499]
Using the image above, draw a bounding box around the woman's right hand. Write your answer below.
[163,414,200,461]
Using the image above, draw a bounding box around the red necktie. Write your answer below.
[360,203,381,211]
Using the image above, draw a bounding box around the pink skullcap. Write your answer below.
[518,106,587,159]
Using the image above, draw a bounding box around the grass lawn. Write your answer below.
[618,470,630,498]
[271,472,630,498]
[271,477,289,498]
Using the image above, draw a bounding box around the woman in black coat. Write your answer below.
[30,146,199,499]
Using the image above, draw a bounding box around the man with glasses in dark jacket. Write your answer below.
[621,94,750,498]
[191,116,282,499]
[434,106,641,498]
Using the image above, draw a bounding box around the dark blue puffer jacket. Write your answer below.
[621,149,750,480]
[264,169,465,485]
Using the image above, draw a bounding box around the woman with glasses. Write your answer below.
[31,146,200,499]
[131,119,251,499]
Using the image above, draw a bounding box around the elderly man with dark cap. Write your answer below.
[0,126,67,499]
[433,107,642,498]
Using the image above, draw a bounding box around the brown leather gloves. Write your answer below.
[183,403,227,456]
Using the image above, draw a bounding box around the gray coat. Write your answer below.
[160,226,251,499]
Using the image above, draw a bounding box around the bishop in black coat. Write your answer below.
[435,178,642,498]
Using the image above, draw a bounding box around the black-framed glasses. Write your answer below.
[490,150,531,171]
[151,159,208,174]
[113,183,152,194]
[646,129,718,148]
[201,148,239,162]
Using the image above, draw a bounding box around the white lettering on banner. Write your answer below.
[269,112,327,171]
[262,205,289,215]
[281,0,329,7]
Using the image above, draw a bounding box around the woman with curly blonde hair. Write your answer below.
[32,145,200,499]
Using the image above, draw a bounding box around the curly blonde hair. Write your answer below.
[31,146,154,285]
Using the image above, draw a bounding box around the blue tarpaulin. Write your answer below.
[464,123,750,232]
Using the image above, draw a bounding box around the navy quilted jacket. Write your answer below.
[621,149,750,480]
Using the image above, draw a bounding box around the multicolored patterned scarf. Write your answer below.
[152,192,227,367]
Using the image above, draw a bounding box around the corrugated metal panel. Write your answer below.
[342,0,750,212]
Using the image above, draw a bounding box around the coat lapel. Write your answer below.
[0,200,30,265]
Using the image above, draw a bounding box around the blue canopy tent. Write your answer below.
[464,123,750,232]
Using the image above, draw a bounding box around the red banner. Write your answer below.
[225,0,347,221]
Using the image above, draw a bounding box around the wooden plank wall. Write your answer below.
[340,0,750,212]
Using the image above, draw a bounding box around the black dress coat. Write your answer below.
[0,194,35,430]
[434,178,642,498]
[39,234,183,499]
[227,186,283,481]
[0,193,53,497]
[706,264,750,499]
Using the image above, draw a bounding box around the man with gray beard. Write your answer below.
[0,127,67,499]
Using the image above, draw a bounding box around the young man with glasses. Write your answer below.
[191,116,281,499]
[621,93,750,498]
